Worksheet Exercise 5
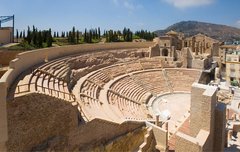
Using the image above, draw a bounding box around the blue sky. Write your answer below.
[1,0,240,32]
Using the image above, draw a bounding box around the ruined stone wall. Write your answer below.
[90,127,146,152]
[7,93,79,151]
[0,69,7,78]
[176,128,210,152]
[190,83,217,151]
[145,121,167,151]
[192,59,205,70]
[68,119,144,151]
[181,47,195,68]
[149,44,160,57]
[175,132,201,152]
[190,84,217,135]
[190,85,206,136]
[6,92,145,151]
[0,51,22,66]
[213,102,226,152]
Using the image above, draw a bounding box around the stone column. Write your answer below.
[203,39,206,53]
[155,115,160,126]
[226,108,229,120]
[165,122,169,131]
[228,130,233,142]
[195,42,199,55]
[200,42,203,54]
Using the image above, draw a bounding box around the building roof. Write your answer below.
[166,30,178,36]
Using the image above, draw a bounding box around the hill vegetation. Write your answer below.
[154,21,240,41]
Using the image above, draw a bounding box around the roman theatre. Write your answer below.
[0,42,226,151]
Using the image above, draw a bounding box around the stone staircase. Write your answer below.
[138,127,155,152]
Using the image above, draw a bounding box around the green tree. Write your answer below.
[72,26,76,43]
[16,29,19,42]
[68,31,72,43]
[84,28,87,43]
[76,30,80,44]
[89,30,92,43]
[46,28,52,47]
[23,30,26,38]
[37,31,43,47]
[26,26,32,44]
[61,31,65,37]
[20,31,22,39]
[98,27,101,39]
[33,28,38,46]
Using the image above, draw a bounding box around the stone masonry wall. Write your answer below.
[190,83,217,151]
[190,85,206,136]
[68,119,144,151]
[7,93,79,151]
[149,44,160,57]
[90,127,146,152]
[213,102,226,151]
[175,132,201,152]
[0,51,22,66]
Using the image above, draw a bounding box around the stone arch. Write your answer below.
[162,48,168,56]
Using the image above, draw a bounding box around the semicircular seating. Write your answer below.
[74,59,201,122]
[15,53,201,123]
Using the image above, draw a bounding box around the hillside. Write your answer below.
[154,21,240,41]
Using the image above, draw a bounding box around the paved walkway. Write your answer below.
[1,43,19,48]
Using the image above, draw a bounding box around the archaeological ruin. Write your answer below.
[0,31,240,152]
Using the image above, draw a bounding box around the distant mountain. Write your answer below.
[154,21,240,41]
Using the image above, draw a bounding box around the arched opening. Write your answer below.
[162,49,168,56]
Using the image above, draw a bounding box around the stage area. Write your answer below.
[151,93,191,133]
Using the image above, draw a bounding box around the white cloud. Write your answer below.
[123,1,135,10]
[112,0,119,6]
[236,20,240,28]
[111,0,143,11]
[163,0,215,9]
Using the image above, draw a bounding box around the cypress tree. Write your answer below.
[89,30,92,43]
[46,28,52,47]
[72,26,76,43]
[57,32,59,38]
[68,31,72,43]
[37,31,43,47]
[106,31,109,42]
[33,28,38,46]
[23,30,26,38]
[20,31,22,39]
[16,29,19,42]
[26,26,31,44]
[95,28,97,39]
[98,27,101,39]
[84,28,87,43]
[76,30,80,44]
[42,30,47,42]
